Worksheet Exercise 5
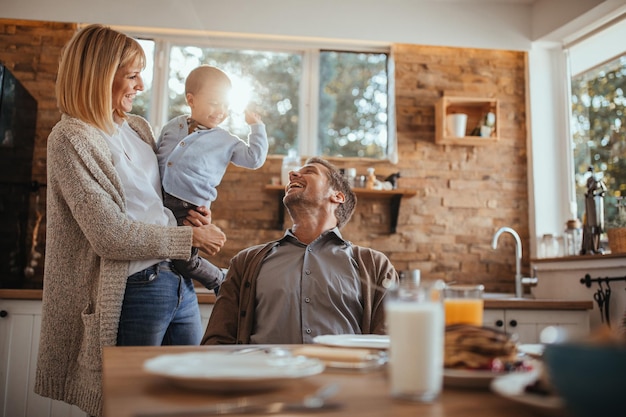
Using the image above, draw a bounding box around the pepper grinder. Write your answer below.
[581,166,606,255]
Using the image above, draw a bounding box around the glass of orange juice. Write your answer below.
[442,284,484,326]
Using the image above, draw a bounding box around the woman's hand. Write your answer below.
[192,223,226,256]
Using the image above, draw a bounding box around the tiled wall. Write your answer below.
[0,19,530,292]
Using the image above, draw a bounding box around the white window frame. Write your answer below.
[113,25,395,161]
[527,11,626,257]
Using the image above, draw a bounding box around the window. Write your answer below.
[127,29,394,160]
[131,38,155,120]
[568,18,626,226]
[571,55,626,223]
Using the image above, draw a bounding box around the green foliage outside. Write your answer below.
[571,55,626,226]
[318,51,388,158]
[130,40,390,158]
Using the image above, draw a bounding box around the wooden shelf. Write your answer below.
[264,185,416,233]
[435,96,499,145]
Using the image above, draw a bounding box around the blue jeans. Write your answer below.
[116,261,203,346]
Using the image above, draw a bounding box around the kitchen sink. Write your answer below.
[483,292,534,300]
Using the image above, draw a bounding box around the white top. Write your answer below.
[101,120,177,275]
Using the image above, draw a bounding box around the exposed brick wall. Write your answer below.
[0,19,529,293]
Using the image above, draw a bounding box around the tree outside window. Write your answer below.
[571,55,626,225]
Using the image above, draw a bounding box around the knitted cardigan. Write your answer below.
[34,114,193,417]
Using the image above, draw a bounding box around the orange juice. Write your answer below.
[443,298,484,326]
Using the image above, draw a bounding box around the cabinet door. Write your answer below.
[0,300,87,417]
[510,310,590,342]
[483,309,590,344]
[483,309,505,330]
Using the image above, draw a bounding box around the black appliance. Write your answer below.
[0,63,38,288]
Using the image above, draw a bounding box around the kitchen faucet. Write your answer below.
[491,226,536,298]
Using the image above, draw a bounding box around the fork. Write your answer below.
[133,383,341,416]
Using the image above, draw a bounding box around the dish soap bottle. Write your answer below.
[281,149,301,185]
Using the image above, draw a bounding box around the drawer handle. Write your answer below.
[509,319,518,327]
[0,310,7,318]
[495,320,504,327]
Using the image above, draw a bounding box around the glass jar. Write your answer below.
[539,234,560,258]
[564,219,583,256]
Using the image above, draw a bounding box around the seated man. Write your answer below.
[202,157,398,345]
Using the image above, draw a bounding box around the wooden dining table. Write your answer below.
[103,345,555,417]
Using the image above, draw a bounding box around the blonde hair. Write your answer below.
[185,65,232,96]
[56,24,146,134]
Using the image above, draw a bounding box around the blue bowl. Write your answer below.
[543,342,626,417]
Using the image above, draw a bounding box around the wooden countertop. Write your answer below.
[0,288,217,304]
[531,252,626,263]
[484,298,593,310]
[1,289,591,310]
[103,345,547,417]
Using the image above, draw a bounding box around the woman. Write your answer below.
[33,24,226,417]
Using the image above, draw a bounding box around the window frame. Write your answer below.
[565,18,626,226]
[115,25,396,162]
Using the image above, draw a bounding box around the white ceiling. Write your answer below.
[0,0,620,51]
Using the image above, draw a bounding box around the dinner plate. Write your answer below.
[143,351,325,393]
[443,368,503,389]
[490,369,567,417]
[312,334,390,350]
[517,343,545,358]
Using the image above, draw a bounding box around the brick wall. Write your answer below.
[0,19,530,292]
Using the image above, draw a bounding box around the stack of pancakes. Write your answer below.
[444,324,518,369]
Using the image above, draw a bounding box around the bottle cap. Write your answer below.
[566,219,582,229]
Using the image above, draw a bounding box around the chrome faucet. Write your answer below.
[491,227,524,298]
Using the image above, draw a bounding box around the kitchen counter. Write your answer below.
[0,288,217,304]
[1,289,591,310]
[484,298,592,310]
[531,251,626,266]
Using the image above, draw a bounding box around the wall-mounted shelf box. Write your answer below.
[264,185,416,233]
[435,96,499,145]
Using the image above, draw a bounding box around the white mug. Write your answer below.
[446,113,468,138]
[385,274,444,402]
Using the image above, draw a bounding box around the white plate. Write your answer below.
[444,368,502,389]
[313,334,390,350]
[143,351,324,392]
[490,370,567,417]
[517,343,545,358]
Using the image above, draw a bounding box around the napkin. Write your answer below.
[292,346,376,363]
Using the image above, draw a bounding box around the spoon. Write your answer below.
[134,383,342,416]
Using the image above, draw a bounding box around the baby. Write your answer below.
[157,65,268,290]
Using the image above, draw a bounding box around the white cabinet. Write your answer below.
[0,299,87,417]
[483,309,589,344]
[1,299,215,417]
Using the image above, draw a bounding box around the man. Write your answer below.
[202,157,398,344]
